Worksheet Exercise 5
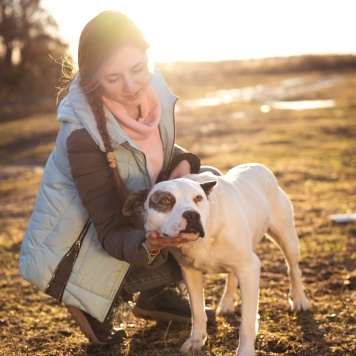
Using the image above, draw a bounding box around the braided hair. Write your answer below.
[85,89,128,203]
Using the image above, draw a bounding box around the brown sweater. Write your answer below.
[66,128,200,268]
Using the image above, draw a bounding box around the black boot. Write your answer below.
[132,284,216,325]
[67,305,127,345]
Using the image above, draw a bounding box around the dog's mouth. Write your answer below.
[179,225,205,238]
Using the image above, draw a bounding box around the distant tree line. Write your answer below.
[0,0,68,120]
[234,54,356,74]
[158,54,356,89]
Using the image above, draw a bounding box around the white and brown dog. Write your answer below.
[123,163,308,355]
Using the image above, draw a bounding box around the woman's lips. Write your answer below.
[124,90,141,100]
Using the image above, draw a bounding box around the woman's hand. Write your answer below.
[145,231,185,251]
[168,160,191,180]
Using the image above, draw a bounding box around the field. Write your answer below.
[0,63,355,355]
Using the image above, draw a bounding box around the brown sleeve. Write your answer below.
[66,128,168,268]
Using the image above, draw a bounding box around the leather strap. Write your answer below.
[45,219,91,301]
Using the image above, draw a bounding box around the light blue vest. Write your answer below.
[18,69,178,322]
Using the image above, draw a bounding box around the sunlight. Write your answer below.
[43,0,356,63]
[43,0,250,62]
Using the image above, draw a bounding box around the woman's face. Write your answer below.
[97,45,150,108]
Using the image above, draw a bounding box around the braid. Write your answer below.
[86,90,129,204]
[87,91,112,152]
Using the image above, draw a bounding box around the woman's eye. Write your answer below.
[132,67,144,74]
[161,198,170,205]
[194,195,203,203]
[106,74,123,84]
[107,77,119,84]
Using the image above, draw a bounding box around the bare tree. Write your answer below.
[0,0,67,85]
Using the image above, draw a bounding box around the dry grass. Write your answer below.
[0,66,355,355]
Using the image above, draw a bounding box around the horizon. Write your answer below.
[43,0,356,63]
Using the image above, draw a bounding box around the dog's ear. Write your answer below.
[122,188,150,217]
[200,180,217,197]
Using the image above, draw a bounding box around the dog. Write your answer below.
[122,163,309,355]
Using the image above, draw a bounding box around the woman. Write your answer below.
[19,10,221,345]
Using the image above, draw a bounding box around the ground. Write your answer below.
[0,66,355,355]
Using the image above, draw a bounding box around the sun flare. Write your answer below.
[43,0,356,63]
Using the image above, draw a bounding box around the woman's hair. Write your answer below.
[78,10,150,95]
[60,11,150,207]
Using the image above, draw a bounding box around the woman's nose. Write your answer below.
[122,75,136,92]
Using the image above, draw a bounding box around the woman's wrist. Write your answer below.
[144,239,160,254]
[141,241,161,265]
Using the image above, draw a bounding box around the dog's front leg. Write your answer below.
[236,253,261,356]
[179,266,207,353]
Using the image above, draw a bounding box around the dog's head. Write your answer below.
[122,178,217,241]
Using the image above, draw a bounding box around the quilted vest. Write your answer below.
[18,69,177,322]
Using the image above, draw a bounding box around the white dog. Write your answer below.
[122,163,308,355]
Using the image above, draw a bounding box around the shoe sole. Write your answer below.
[67,305,106,344]
[67,305,126,345]
[132,305,191,323]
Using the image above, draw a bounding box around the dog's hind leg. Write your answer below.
[217,273,238,315]
[267,189,309,312]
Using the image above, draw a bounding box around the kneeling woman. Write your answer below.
[19,10,220,345]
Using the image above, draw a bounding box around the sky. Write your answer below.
[42,0,356,63]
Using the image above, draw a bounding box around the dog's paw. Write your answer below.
[180,334,206,353]
[289,292,309,312]
[217,301,235,315]
[236,346,255,356]
[217,292,238,315]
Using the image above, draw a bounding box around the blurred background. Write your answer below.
[1,1,355,355]
[41,0,356,63]
[1,0,355,119]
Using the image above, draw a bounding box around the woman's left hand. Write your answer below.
[168,160,191,180]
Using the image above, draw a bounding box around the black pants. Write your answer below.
[122,252,183,294]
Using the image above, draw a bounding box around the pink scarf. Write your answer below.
[102,85,163,184]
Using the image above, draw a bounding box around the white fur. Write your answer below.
[134,163,308,355]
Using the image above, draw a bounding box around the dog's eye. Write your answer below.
[161,198,170,205]
[194,195,203,203]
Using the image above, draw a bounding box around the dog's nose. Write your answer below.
[183,210,201,223]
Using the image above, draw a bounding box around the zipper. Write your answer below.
[157,96,178,181]
[45,252,66,292]
[121,142,152,186]
[44,247,76,301]
[166,97,178,175]
[45,219,91,301]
